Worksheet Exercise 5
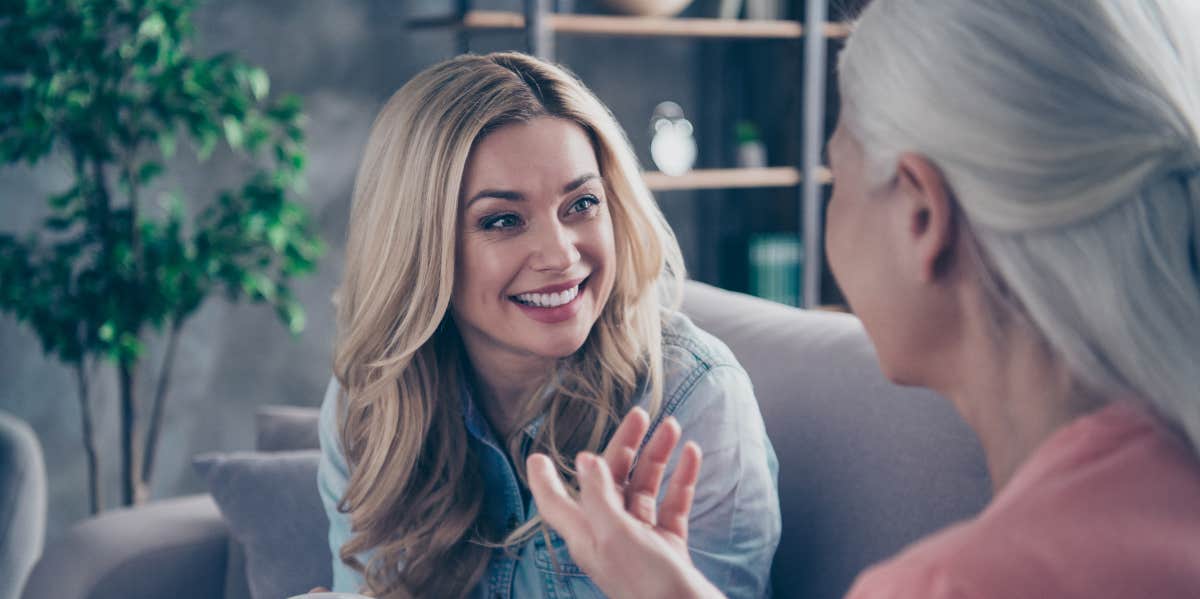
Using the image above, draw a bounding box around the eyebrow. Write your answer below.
[563,173,600,193]
[465,173,602,208]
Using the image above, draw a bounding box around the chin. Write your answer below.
[528,333,590,360]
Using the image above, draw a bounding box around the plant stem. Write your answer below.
[118,361,142,506]
[91,158,111,218]
[141,316,183,486]
[123,160,140,255]
[74,359,101,515]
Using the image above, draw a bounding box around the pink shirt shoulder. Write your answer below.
[846,402,1200,599]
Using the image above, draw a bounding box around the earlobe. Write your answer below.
[895,153,957,283]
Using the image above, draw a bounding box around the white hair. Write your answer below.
[838,0,1200,449]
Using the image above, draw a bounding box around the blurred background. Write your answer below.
[0,0,862,542]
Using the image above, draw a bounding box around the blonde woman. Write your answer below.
[315,52,780,599]
[529,0,1200,598]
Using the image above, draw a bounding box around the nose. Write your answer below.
[529,220,580,272]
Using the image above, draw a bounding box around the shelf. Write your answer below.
[410,11,851,40]
[642,166,831,191]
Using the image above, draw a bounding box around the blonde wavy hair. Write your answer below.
[332,52,685,598]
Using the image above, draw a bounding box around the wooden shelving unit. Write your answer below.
[643,166,831,191]
[411,10,851,40]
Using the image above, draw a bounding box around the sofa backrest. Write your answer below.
[1,411,46,599]
[248,281,992,599]
[681,281,992,599]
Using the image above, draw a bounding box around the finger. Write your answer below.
[577,452,627,520]
[308,588,329,593]
[626,416,682,522]
[601,407,649,484]
[527,453,591,548]
[659,441,702,541]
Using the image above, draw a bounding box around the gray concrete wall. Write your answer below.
[0,0,710,539]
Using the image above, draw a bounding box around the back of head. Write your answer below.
[838,1,1200,448]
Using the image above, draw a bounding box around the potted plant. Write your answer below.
[0,0,325,512]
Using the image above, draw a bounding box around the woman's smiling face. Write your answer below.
[452,116,617,366]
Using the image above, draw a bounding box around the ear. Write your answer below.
[894,153,957,283]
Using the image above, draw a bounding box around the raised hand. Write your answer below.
[527,408,725,599]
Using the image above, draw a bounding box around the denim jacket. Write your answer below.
[318,311,781,598]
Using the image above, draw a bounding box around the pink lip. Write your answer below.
[511,277,586,296]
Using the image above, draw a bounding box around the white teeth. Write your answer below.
[515,284,580,308]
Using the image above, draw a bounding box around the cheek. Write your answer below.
[600,216,617,265]
[595,217,618,291]
[824,189,855,282]
[453,239,517,310]
[581,213,617,266]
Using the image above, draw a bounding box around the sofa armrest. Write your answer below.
[21,494,230,599]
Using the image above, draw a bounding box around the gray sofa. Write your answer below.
[22,282,992,599]
[2,411,46,599]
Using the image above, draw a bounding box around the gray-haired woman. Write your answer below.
[528,0,1200,597]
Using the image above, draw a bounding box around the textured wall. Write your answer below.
[0,0,708,539]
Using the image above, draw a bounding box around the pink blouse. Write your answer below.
[846,401,1200,599]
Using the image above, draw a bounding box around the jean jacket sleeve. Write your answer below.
[660,363,782,599]
[317,377,367,593]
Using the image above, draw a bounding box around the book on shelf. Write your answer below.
[748,233,803,307]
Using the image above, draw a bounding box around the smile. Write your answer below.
[511,278,587,308]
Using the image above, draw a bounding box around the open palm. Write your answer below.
[527,408,724,599]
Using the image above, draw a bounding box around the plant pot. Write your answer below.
[601,0,694,17]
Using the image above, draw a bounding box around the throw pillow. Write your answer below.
[193,450,331,599]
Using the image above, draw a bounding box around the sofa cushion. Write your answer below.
[21,495,228,599]
[193,450,330,599]
[681,281,992,599]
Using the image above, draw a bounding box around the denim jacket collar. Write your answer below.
[458,372,549,449]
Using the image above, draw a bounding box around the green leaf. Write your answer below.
[266,223,287,252]
[197,128,218,160]
[48,188,79,210]
[138,161,164,184]
[159,130,176,158]
[248,68,269,101]
[66,90,90,110]
[118,331,144,363]
[245,213,267,236]
[280,301,305,334]
[136,40,161,69]
[138,14,168,40]
[242,271,276,301]
[163,191,185,220]
[44,216,73,231]
[222,116,243,149]
[99,321,115,342]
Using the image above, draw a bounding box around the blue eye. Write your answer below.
[481,214,522,230]
[567,195,600,215]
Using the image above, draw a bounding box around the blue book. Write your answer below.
[748,234,803,306]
